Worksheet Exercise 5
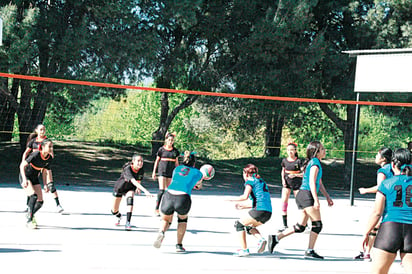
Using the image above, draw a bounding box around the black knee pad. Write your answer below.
[311,220,323,234]
[245,226,254,235]
[234,220,245,232]
[369,227,378,237]
[177,216,188,223]
[293,223,306,233]
[126,197,134,206]
[47,182,57,193]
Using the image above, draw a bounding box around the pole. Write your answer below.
[350,92,360,206]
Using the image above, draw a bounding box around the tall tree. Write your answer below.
[0,1,153,150]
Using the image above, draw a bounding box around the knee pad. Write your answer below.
[311,220,323,234]
[282,202,288,213]
[234,220,245,232]
[126,197,134,206]
[369,227,378,237]
[177,216,188,223]
[293,223,306,233]
[47,182,57,193]
[245,226,254,235]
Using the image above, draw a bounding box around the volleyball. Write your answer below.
[200,164,215,180]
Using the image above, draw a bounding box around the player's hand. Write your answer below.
[327,197,334,207]
[358,188,367,195]
[313,200,320,210]
[152,173,157,180]
[362,235,369,250]
[44,185,50,193]
[21,179,28,188]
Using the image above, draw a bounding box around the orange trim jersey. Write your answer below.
[156,146,179,178]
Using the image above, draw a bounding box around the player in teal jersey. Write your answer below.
[355,147,393,261]
[363,148,412,274]
[153,151,203,252]
[268,141,333,259]
[229,164,272,257]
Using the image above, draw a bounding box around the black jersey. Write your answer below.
[23,151,53,185]
[113,164,144,196]
[281,158,303,189]
[156,146,179,178]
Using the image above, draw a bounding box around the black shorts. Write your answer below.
[295,189,314,210]
[374,221,412,253]
[284,179,302,191]
[249,210,272,224]
[157,162,175,178]
[161,192,192,215]
[113,181,136,197]
[19,172,41,186]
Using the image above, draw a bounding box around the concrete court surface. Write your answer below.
[0,183,406,274]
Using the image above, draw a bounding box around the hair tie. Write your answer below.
[288,142,298,147]
[401,164,412,172]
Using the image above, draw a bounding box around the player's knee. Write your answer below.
[245,226,254,235]
[47,182,57,193]
[311,220,323,234]
[234,220,245,232]
[178,216,188,223]
[293,223,306,233]
[126,197,134,206]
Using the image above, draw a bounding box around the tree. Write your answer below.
[0,1,153,151]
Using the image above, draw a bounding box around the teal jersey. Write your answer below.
[300,158,322,192]
[167,165,203,195]
[245,176,272,212]
[377,163,394,180]
[378,175,412,224]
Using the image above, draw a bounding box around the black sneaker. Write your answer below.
[268,235,279,254]
[353,251,364,260]
[278,226,288,233]
[304,250,324,259]
[176,244,186,253]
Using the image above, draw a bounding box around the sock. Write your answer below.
[54,197,60,206]
[282,215,288,227]
[127,212,132,222]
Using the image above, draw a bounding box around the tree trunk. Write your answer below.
[319,103,358,189]
[0,79,18,141]
[265,113,284,157]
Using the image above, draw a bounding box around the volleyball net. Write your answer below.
[0,72,411,160]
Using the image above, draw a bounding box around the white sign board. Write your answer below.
[354,53,412,92]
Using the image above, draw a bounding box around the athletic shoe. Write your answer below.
[154,210,160,217]
[233,249,250,257]
[115,214,122,226]
[56,205,64,213]
[304,250,324,259]
[26,218,37,229]
[278,226,288,233]
[363,253,371,262]
[125,222,132,231]
[23,207,29,213]
[153,232,165,248]
[267,235,279,254]
[354,251,364,260]
[176,244,186,253]
[257,238,267,253]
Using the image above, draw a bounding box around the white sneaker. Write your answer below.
[234,249,250,257]
[56,205,64,213]
[257,239,267,253]
[153,232,165,248]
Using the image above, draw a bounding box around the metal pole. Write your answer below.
[350,92,360,206]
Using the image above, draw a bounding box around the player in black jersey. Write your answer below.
[111,154,154,230]
[279,142,303,231]
[152,133,179,216]
[19,139,54,229]
[21,124,64,213]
